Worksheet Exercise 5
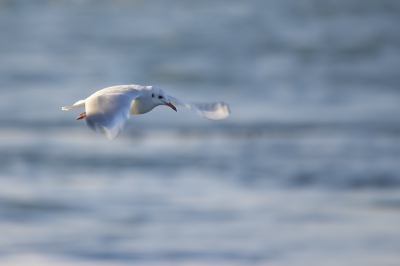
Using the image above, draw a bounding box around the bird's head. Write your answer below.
[150,87,177,111]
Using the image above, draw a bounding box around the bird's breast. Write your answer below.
[130,99,154,115]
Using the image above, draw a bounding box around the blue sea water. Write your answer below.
[0,1,400,265]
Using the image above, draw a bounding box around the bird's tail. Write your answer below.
[61,100,86,111]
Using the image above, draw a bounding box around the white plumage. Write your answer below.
[62,84,230,140]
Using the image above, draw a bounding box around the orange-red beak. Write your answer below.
[165,102,177,112]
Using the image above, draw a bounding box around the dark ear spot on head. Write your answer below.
[152,93,154,98]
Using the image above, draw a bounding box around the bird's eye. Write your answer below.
[158,95,163,99]
[151,93,154,98]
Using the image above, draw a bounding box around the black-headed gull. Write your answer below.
[62,85,230,140]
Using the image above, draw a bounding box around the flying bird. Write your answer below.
[62,84,230,140]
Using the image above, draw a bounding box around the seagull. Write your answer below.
[62,84,230,140]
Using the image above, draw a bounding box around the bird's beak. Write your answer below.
[164,101,177,112]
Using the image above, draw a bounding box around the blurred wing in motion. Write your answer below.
[85,90,140,140]
[168,95,230,120]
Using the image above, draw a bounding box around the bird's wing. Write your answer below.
[167,94,230,120]
[84,89,140,140]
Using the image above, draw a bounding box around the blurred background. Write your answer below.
[1,0,400,265]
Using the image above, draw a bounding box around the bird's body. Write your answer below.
[62,84,230,140]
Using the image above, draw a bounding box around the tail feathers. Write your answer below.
[62,100,85,111]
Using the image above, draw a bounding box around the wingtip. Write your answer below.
[205,102,230,120]
[102,125,119,140]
